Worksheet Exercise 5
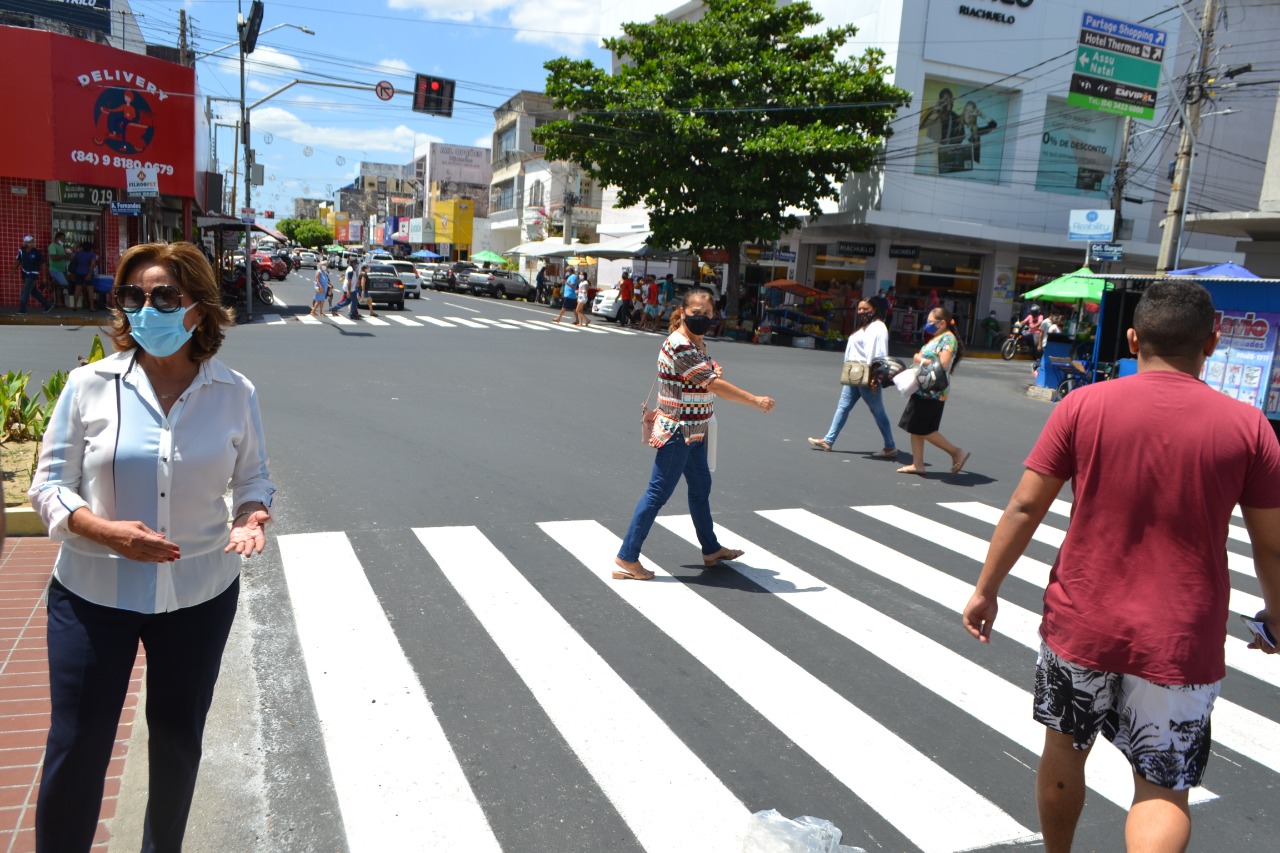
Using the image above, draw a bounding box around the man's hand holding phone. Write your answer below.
[1239,612,1279,654]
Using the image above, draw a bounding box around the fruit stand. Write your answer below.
[757,280,843,349]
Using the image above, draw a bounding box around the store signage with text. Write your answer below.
[957,0,1033,27]
[127,167,159,197]
[0,0,111,33]
[1067,13,1165,120]
[700,249,729,263]
[1202,310,1280,415]
[1068,208,1114,241]
[837,241,876,257]
[889,245,920,259]
[110,200,141,216]
[51,181,117,206]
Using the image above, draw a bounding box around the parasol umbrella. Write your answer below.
[764,279,825,298]
[1167,261,1260,278]
[409,249,442,259]
[1021,268,1105,303]
[470,250,507,264]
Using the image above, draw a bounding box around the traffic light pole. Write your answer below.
[240,8,254,321]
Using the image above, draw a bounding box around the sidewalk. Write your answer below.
[0,537,144,852]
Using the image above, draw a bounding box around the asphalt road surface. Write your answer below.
[3,271,1277,852]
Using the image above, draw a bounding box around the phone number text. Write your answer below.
[70,150,176,176]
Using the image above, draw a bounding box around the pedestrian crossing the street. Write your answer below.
[274,501,1277,852]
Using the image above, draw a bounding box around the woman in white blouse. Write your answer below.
[29,241,274,852]
[807,299,899,457]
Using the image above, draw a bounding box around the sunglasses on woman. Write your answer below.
[113,284,185,314]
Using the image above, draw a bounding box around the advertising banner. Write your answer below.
[426,143,492,186]
[1036,98,1120,198]
[335,211,349,243]
[915,76,1011,184]
[0,30,199,197]
[0,0,110,33]
[1201,310,1280,412]
[127,166,159,197]
[1068,209,1114,241]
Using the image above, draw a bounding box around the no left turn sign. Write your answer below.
[375,80,395,101]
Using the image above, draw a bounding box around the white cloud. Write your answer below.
[251,106,443,155]
[248,80,272,93]
[509,0,600,52]
[213,45,306,78]
[373,58,413,78]
[473,133,493,149]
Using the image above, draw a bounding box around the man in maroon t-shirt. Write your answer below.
[963,280,1280,852]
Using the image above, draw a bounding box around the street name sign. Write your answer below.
[1067,13,1166,120]
[1090,241,1124,262]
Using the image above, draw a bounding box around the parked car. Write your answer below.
[432,262,478,293]
[298,251,319,269]
[468,269,535,301]
[361,264,406,310]
[251,252,287,281]
[386,260,422,299]
[369,251,395,263]
[593,278,701,321]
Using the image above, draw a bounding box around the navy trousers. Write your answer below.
[37,577,239,853]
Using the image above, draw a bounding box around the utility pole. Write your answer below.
[1157,0,1217,273]
[561,173,578,245]
[1110,116,1133,242]
[178,9,189,66]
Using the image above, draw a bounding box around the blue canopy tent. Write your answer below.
[409,249,442,260]
[1167,262,1260,278]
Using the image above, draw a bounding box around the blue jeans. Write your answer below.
[823,384,896,449]
[19,272,51,312]
[618,434,721,562]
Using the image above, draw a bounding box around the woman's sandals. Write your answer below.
[612,548,746,580]
[702,548,745,568]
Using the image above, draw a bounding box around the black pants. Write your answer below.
[37,577,239,853]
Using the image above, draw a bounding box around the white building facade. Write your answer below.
[601,0,1275,337]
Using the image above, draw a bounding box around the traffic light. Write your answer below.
[264,210,275,219]
[240,1,265,55]
[413,74,455,118]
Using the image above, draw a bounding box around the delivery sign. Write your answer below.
[51,34,196,196]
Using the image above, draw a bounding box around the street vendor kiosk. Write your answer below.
[1090,274,1280,441]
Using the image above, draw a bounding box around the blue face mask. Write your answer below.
[130,305,195,358]
[922,322,939,336]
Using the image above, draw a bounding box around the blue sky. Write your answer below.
[130,0,611,221]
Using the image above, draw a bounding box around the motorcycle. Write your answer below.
[1000,320,1038,360]
[222,263,275,306]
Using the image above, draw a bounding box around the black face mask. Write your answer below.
[856,312,874,327]
[684,313,712,336]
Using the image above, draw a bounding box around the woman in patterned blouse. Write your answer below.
[614,289,777,580]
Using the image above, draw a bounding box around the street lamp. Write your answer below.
[234,3,314,320]
[193,22,314,61]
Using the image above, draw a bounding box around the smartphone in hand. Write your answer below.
[1239,614,1277,648]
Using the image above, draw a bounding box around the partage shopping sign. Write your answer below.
[1068,13,1166,120]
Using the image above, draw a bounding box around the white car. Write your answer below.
[298,251,319,269]
[386,260,423,298]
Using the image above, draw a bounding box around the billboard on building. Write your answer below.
[425,143,492,186]
[1035,98,1120,198]
[335,211,349,242]
[914,76,1012,185]
[1,0,111,33]
[0,28,200,198]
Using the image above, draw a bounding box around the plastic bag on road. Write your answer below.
[742,809,867,853]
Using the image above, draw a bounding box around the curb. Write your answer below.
[3,506,46,536]
[0,313,110,327]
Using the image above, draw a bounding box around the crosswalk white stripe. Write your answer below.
[472,318,518,329]
[588,323,639,336]
[500,319,547,331]
[328,314,356,325]
[756,509,1218,804]
[655,516,1151,810]
[852,505,1280,772]
[296,314,321,325]
[386,315,421,326]
[414,526,748,853]
[444,316,487,328]
[417,315,456,327]
[278,532,500,851]
[1046,501,1256,576]
[539,519,1038,853]
[1233,506,1243,518]
[519,319,579,333]
[528,319,608,334]
[362,316,390,326]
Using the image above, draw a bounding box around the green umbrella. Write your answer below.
[1022,267,1105,303]
[470,250,507,264]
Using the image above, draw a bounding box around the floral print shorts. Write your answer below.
[1033,642,1221,790]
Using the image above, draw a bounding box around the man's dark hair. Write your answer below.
[1133,280,1216,359]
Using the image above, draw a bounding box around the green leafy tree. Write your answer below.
[294,220,335,249]
[274,218,303,243]
[535,0,908,314]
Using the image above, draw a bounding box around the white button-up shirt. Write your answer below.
[844,318,889,364]
[29,350,275,613]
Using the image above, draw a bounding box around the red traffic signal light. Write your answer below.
[264,210,275,219]
[413,74,455,118]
